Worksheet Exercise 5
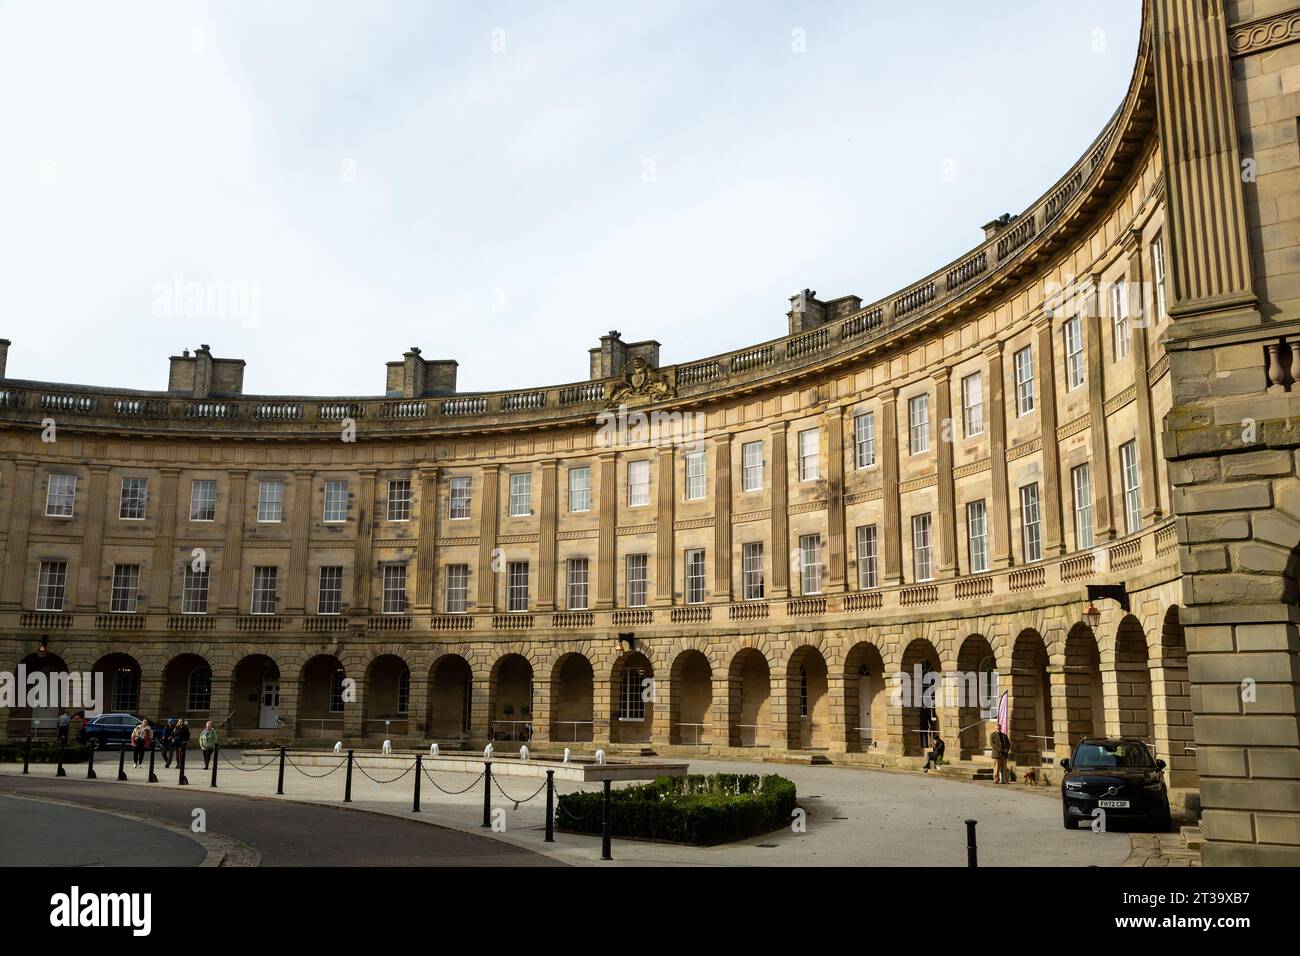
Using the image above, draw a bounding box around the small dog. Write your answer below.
[1021,767,1039,786]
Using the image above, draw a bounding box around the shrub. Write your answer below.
[556,773,797,846]
[0,740,92,764]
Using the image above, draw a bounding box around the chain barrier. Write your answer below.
[491,774,548,806]
[285,755,346,779]
[355,762,416,785]
[554,789,602,823]
[218,750,279,772]
[420,763,485,795]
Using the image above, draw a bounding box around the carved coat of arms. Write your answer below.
[606,356,673,407]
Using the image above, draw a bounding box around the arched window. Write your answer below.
[620,666,646,721]
[398,668,411,715]
[329,669,347,713]
[187,666,212,712]
[112,668,140,713]
[799,666,809,718]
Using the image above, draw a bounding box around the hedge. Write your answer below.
[556,773,797,846]
[0,740,93,764]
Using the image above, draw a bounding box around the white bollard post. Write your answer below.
[484,743,494,760]
[563,747,571,764]
[333,741,342,754]
[595,748,606,765]
[430,743,439,757]
[519,745,529,761]
[382,739,392,755]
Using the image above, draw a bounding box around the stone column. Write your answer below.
[767,422,790,598]
[984,342,1013,568]
[712,435,733,604]
[537,460,558,610]
[1083,309,1116,542]
[825,673,849,754]
[1,461,36,608]
[75,465,111,610]
[414,466,438,612]
[476,465,499,611]
[285,470,312,614]
[529,674,552,745]
[1034,315,1065,557]
[149,468,180,612]
[824,406,848,592]
[1046,665,1072,759]
[353,470,377,615]
[655,447,674,606]
[1149,644,1194,789]
[218,470,248,612]
[880,392,903,585]
[932,370,958,575]
[591,670,612,744]
[595,453,617,610]
[1125,235,1163,521]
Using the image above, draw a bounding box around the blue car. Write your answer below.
[75,713,164,750]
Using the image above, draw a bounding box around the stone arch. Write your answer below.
[489,653,534,741]
[1011,629,1054,765]
[1153,605,1196,788]
[550,652,594,743]
[899,638,942,756]
[843,641,887,753]
[609,650,654,744]
[786,644,830,749]
[160,652,213,720]
[298,654,346,739]
[10,651,72,737]
[230,654,280,731]
[1064,622,1104,748]
[92,652,142,715]
[669,648,713,746]
[956,634,998,759]
[1115,614,1154,742]
[428,653,473,742]
[726,646,771,747]
[364,653,411,736]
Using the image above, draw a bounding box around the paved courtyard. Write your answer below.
[1,753,1131,867]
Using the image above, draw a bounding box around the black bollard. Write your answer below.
[210,744,219,788]
[600,779,612,861]
[86,742,97,780]
[55,742,66,777]
[412,754,422,813]
[147,743,158,783]
[117,744,127,781]
[965,818,978,868]
[277,747,286,795]
[481,761,492,828]
[22,736,31,775]
[178,746,188,786]
[344,749,353,802]
[544,769,555,843]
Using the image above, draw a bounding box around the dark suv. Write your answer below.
[76,713,162,750]
[1060,738,1171,831]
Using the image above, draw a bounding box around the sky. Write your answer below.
[0,0,1142,398]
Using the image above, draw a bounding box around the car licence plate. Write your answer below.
[1099,799,1129,808]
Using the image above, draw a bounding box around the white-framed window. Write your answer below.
[1121,440,1142,534]
[566,558,589,610]
[329,670,346,713]
[685,452,707,501]
[251,566,278,614]
[111,670,140,713]
[317,566,343,615]
[685,548,706,604]
[619,666,646,721]
[45,473,76,517]
[508,472,532,517]
[742,441,764,491]
[382,564,407,613]
[118,477,148,520]
[323,480,348,523]
[1072,463,1094,550]
[257,480,284,523]
[908,394,930,454]
[967,500,989,574]
[627,460,650,507]
[1152,235,1167,322]
[506,561,530,612]
[854,412,876,468]
[912,514,933,582]
[798,428,820,481]
[182,566,210,615]
[109,564,140,613]
[1064,315,1085,390]
[799,533,822,595]
[449,476,472,520]
[387,479,412,521]
[398,669,411,714]
[187,667,212,711]
[445,564,469,614]
[36,561,68,611]
[568,466,591,513]
[625,553,648,607]
[189,479,217,521]
[1111,280,1130,360]
[961,373,984,437]
[856,525,878,589]
[1014,346,1035,415]
[1021,483,1042,563]
[742,542,765,600]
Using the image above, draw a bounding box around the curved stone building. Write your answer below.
[2,1,1299,864]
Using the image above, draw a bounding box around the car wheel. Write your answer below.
[87,737,101,751]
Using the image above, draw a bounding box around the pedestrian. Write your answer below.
[174,718,191,765]
[161,717,176,768]
[130,720,149,767]
[991,727,1012,784]
[923,729,946,772]
[56,709,70,747]
[199,720,217,770]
